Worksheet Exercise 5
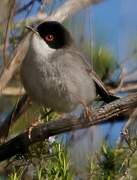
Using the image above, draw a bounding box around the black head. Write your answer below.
[36,21,73,49]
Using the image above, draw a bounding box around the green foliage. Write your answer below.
[82,43,117,80]
[93,47,116,80]
[2,109,72,180]
[87,135,137,180]
[37,143,72,180]
[87,144,125,179]
[5,131,137,180]
[9,168,23,180]
[7,140,73,180]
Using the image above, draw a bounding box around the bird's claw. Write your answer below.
[28,120,42,139]
[83,106,93,122]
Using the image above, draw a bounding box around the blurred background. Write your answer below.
[0,0,137,179]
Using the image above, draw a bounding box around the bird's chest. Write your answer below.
[21,43,96,112]
[21,52,69,110]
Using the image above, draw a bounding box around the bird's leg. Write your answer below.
[28,118,42,139]
[83,106,93,122]
[79,101,93,122]
[28,109,53,139]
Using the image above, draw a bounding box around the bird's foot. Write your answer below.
[28,120,43,139]
[83,106,93,122]
[0,138,7,144]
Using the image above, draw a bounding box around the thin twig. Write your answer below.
[16,0,35,14]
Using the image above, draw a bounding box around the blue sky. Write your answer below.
[17,0,137,61]
[65,0,137,144]
[87,0,137,61]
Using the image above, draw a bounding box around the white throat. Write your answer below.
[31,34,56,59]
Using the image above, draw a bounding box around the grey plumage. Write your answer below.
[21,33,96,112]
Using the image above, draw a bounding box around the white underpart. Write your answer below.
[32,34,55,59]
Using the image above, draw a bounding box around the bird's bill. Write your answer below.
[25,25,38,35]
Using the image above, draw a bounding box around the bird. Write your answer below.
[20,21,117,115]
[0,21,117,141]
[20,21,119,179]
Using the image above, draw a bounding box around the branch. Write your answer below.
[0,0,104,93]
[0,34,31,93]
[15,13,47,28]
[1,86,25,96]
[111,82,137,93]
[0,93,137,161]
[3,0,15,67]
[16,0,35,14]
[47,0,105,22]
[0,94,30,139]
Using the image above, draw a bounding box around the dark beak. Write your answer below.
[25,25,38,34]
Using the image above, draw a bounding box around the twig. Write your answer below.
[1,86,25,96]
[111,83,137,94]
[16,0,35,14]
[0,94,30,139]
[0,93,137,161]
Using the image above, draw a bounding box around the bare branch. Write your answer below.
[111,83,137,94]
[47,0,105,22]
[3,0,16,67]
[0,0,104,93]
[16,12,47,28]
[1,86,25,96]
[0,93,137,161]
[0,33,32,93]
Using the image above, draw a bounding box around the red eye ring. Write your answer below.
[45,34,54,42]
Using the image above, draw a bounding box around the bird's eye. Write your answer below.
[45,34,54,42]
